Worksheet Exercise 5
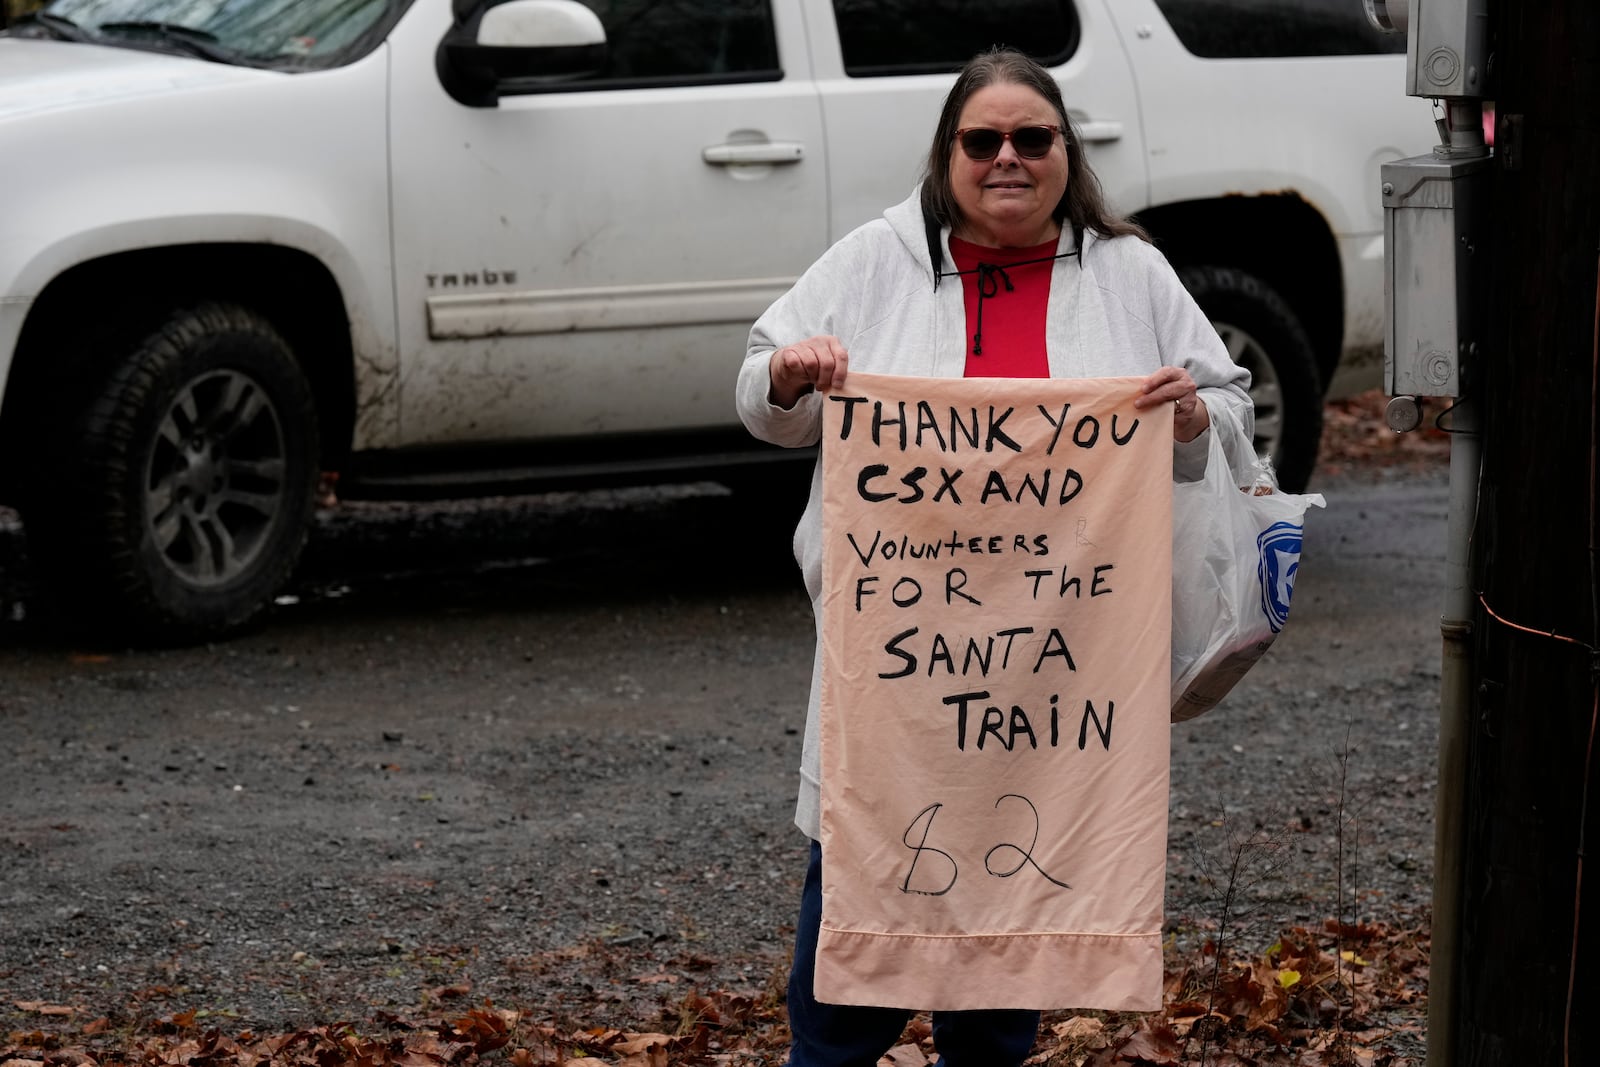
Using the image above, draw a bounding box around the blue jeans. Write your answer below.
[787,840,1041,1067]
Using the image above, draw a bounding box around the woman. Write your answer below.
[735,47,1254,1067]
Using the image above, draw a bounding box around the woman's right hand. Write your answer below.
[768,335,849,409]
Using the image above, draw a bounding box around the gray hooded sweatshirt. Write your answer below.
[735,187,1255,841]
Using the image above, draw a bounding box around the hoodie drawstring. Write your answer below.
[938,251,1074,356]
[972,262,1013,356]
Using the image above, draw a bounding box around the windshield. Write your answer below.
[28,0,407,68]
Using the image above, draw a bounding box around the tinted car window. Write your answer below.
[576,0,779,82]
[1153,0,1405,58]
[832,0,1079,77]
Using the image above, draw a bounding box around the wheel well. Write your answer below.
[1132,193,1343,392]
[0,244,355,503]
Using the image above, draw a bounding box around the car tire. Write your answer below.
[25,303,320,643]
[1177,266,1323,493]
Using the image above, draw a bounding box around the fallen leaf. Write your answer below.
[1051,1016,1105,1040]
[613,1034,674,1055]
[617,1053,667,1067]
[878,1044,927,1066]
[1115,1026,1183,1065]
[394,1052,445,1067]
[43,1050,97,1067]
[156,1009,200,1034]
[1324,919,1386,940]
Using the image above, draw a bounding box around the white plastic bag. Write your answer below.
[1170,432,1326,722]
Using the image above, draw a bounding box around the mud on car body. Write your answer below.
[0,0,1430,641]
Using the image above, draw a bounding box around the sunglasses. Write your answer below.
[955,125,1062,161]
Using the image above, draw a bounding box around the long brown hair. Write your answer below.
[920,47,1148,244]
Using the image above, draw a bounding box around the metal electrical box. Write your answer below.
[1381,153,1492,397]
[1406,0,1490,98]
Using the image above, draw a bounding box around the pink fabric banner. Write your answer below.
[816,372,1174,1012]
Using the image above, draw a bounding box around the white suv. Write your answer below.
[0,0,1431,640]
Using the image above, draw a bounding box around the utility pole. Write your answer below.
[1375,0,1599,1062]
[1454,0,1600,1063]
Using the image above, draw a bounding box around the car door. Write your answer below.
[385,0,827,448]
[802,0,1148,243]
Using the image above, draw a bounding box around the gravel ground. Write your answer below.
[0,419,1450,1051]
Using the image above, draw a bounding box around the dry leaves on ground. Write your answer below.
[1,918,1428,1067]
[1313,390,1451,478]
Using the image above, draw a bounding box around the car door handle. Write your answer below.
[703,141,806,165]
[1073,120,1124,144]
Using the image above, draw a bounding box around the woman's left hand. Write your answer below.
[1136,367,1210,443]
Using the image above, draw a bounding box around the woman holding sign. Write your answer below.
[736,47,1254,1067]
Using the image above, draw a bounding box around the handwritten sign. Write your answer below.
[815,372,1173,1012]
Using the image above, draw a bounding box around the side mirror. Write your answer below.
[439,0,608,107]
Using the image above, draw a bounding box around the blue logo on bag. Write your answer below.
[1257,521,1304,633]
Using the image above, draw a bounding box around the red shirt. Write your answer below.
[948,235,1061,379]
